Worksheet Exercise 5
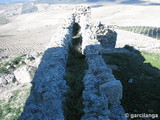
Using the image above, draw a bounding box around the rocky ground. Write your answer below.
[0,52,42,119]
[0,52,41,92]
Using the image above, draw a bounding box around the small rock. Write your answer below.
[6,65,10,69]
[128,78,134,83]
[14,65,36,83]
[0,77,7,85]
[5,74,16,84]
[7,93,13,99]
[24,53,39,66]
[0,74,15,86]
[13,65,17,68]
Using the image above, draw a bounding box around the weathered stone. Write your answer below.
[128,78,134,83]
[0,74,15,86]
[95,22,117,48]
[0,74,16,92]
[74,5,91,23]
[109,105,126,120]
[76,6,126,120]
[0,76,8,86]
[100,80,122,105]
[24,53,42,67]
[14,65,36,83]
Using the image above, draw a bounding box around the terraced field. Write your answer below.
[118,26,160,40]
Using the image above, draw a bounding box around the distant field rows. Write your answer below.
[118,26,160,40]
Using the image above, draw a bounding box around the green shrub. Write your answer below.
[141,52,160,70]
[12,55,25,65]
[0,67,8,73]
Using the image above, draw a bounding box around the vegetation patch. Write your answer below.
[0,67,9,73]
[0,88,31,120]
[0,54,26,73]
[141,52,160,70]
[102,49,160,115]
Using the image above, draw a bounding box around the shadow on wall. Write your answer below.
[18,46,69,120]
[18,23,119,120]
[102,45,160,118]
[19,22,85,120]
[18,23,160,119]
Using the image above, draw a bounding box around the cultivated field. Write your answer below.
[1,1,160,57]
[0,4,74,57]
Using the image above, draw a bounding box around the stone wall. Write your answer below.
[95,23,117,48]
[75,6,126,120]
[19,15,74,120]
[19,6,125,120]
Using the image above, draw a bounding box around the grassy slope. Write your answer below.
[141,52,160,70]
[102,50,160,114]
[0,89,30,120]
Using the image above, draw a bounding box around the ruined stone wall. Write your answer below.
[75,6,126,120]
[95,23,117,48]
[19,6,126,120]
[19,15,75,120]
